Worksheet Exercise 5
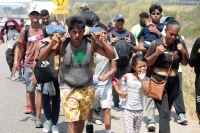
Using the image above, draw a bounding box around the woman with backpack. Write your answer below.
[33,20,61,133]
[145,20,188,133]
[0,18,22,78]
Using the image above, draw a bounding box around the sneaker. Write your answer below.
[177,113,188,124]
[52,125,59,133]
[43,120,51,132]
[30,112,36,121]
[24,105,32,114]
[35,120,43,128]
[113,103,120,111]
[147,123,156,131]
[86,124,93,133]
[93,119,103,125]
[11,76,16,81]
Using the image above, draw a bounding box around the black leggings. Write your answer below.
[152,72,179,133]
[41,81,60,125]
[195,68,200,120]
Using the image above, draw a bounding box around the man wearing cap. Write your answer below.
[80,4,89,12]
[107,20,115,33]
[107,14,137,111]
[12,6,44,128]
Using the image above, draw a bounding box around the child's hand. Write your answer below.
[119,90,127,99]
[138,70,146,81]
[99,75,106,82]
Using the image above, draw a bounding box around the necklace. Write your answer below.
[56,0,64,6]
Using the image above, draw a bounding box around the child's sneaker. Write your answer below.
[52,125,59,133]
[43,120,51,132]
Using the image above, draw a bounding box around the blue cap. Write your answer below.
[114,14,125,21]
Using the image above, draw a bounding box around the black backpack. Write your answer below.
[80,11,100,26]
[33,41,58,83]
[110,30,133,65]
[34,39,70,83]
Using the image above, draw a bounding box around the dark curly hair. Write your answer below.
[139,12,149,18]
[66,16,86,32]
[149,4,163,14]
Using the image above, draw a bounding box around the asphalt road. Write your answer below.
[0,43,200,133]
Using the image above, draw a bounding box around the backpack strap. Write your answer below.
[121,30,130,38]
[111,30,130,39]
[90,34,96,56]
[90,34,96,75]
[41,24,48,38]
[6,28,9,42]
[25,25,30,42]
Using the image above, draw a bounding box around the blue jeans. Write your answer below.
[41,80,60,125]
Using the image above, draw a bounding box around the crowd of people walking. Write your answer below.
[1,2,200,133]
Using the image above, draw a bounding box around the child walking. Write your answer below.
[114,54,150,133]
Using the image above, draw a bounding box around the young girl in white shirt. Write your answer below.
[114,54,150,133]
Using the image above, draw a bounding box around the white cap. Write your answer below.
[28,4,40,15]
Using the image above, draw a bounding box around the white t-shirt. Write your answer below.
[122,73,146,110]
[93,47,118,85]
[4,29,19,49]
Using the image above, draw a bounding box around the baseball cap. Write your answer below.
[114,14,125,21]
[28,5,40,15]
[7,22,14,26]
[81,4,89,10]
[160,16,174,24]
[108,21,112,27]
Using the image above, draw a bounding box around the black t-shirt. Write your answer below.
[145,38,187,69]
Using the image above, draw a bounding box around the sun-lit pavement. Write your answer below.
[0,43,200,133]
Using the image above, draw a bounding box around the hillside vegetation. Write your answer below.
[63,1,200,47]
[58,1,199,122]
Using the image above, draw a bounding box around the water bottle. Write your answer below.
[120,78,127,100]
[93,77,100,86]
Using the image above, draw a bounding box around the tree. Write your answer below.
[12,7,27,15]
[3,7,13,13]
